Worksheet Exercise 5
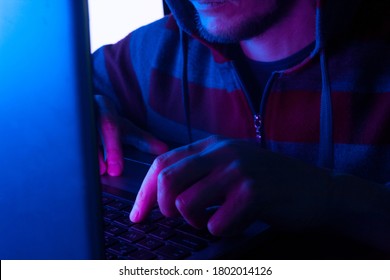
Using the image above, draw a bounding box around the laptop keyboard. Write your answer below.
[102,189,219,260]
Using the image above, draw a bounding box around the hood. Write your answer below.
[164,0,198,36]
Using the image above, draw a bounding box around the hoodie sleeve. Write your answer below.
[92,33,147,130]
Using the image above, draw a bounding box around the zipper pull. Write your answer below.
[254,114,262,144]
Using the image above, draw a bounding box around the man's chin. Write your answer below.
[195,17,249,43]
[197,20,264,44]
[194,0,296,43]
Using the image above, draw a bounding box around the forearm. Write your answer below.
[328,173,390,253]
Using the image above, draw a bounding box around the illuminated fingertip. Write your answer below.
[129,208,139,222]
[107,161,122,176]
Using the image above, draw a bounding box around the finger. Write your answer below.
[129,162,159,222]
[156,140,232,218]
[129,153,201,222]
[95,95,124,176]
[157,154,213,218]
[98,148,107,175]
[145,136,225,217]
[174,159,242,229]
[100,115,124,176]
[208,179,256,236]
[130,136,222,222]
[119,117,169,155]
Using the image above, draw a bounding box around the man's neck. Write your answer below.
[240,0,316,62]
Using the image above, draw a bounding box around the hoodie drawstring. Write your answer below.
[319,51,334,169]
[180,30,193,144]
[316,1,334,169]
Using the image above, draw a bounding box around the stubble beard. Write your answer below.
[195,0,296,44]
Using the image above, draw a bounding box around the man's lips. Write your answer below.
[190,0,228,13]
[192,0,226,4]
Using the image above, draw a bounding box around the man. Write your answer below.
[92,0,390,256]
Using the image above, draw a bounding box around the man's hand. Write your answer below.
[94,95,168,176]
[130,136,332,236]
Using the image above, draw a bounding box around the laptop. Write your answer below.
[0,0,269,260]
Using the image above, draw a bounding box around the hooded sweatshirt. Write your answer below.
[92,0,390,186]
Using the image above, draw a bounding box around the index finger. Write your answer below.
[129,160,159,222]
[129,135,223,222]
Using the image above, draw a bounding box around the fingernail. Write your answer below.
[108,161,122,176]
[130,208,139,222]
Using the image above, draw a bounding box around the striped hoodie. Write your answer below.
[92,0,390,187]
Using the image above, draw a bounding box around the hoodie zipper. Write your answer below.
[253,114,263,143]
[256,72,280,144]
[232,62,280,146]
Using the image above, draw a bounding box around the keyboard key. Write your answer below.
[113,215,134,228]
[121,206,133,213]
[150,227,176,240]
[132,223,158,233]
[128,249,157,260]
[107,199,132,210]
[177,224,219,242]
[105,252,118,260]
[148,210,165,222]
[108,242,137,256]
[137,237,164,250]
[118,230,145,243]
[102,196,114,205]
[158,218,183,229]
[105,225,127,236]
[104,209,122,221]
[104,236,118,247]
[169,234,207,251]
[155,245,191,259]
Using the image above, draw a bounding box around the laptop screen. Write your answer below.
[0,0,103,259]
